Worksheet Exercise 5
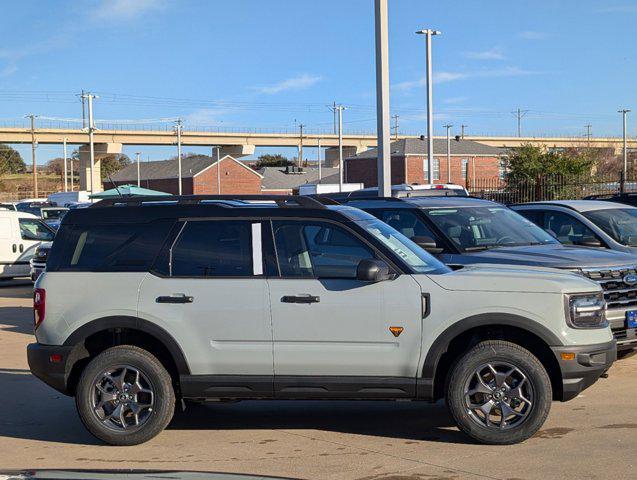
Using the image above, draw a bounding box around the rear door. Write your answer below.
[266,219,423,398]
[0,216,19,277]
[138,219,274,396]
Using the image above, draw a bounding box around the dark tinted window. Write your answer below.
[171,220,253,277]
[516,209,543,225]
[374,209,436,240]
[48,220,174,272]
[542,211,599,246]
[273,220,374,278]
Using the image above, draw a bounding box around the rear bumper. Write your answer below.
[27,343,75,395]
[552,340,616,402]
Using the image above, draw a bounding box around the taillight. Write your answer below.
[34,288,45,329]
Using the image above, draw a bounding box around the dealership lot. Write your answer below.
[1,281,635,480]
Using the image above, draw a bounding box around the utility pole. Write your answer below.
[336,105,346,192]
[416,28,441,184]
[443,124,453,183]
[461,124,467,139]
[174,119,183,195]
[376,0,392,197]
[317,137,322,183]
[135,152,141,187]
[619,109,631,177]
[81,93,98,195]
[298,123,305,168]
[392,114,399,140]
[512,108,529,137]
[585,124,592,144]
[81,89,86,129]
[63,138,68,192]
[332,101,337,134]
[25,114,38,197]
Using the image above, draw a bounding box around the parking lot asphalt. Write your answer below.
[0,281,636,480]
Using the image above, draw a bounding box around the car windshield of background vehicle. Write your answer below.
[356,219,450,274]
[584,208,637,246]
[423,207,558,251]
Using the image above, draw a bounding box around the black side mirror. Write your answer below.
[356,259,393,282]
[574,237,603,248]
[412,235,444,254]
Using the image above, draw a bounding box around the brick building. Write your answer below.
[345,138,504,188]
[105,155,263,195]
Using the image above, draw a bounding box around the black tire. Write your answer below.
[75,345,175,446]
[446,340,552,445]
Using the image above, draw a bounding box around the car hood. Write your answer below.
[426,263,600,294]
[460,243,637,269]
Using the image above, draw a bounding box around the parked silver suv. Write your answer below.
[28,195,615,446]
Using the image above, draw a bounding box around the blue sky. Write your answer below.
[1,0,637,163]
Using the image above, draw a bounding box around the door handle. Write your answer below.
[12,244,16,253]
[19,244,23,253]
[281,294,320,304]
[156,294,194,304]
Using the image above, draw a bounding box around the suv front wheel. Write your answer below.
[446,340,552,445]
[75,345,175,445]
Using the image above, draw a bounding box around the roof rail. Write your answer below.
[90,194,327,209]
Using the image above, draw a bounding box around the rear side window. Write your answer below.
[170,220,254,277]
[48,220,174,272]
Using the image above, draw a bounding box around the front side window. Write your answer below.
[272,220,374,278]
[171,220,254,277]
[19,218,54,241]
[542,211,599,246]
[584,208,637,246]
[423,206,557,251]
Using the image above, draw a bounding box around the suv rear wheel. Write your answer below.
[446,340,552,445]
[75,345,175,445]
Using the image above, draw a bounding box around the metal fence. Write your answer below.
[468,173,637,204]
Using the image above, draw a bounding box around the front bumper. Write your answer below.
[606,306,637,350]
[27,343,75,395]
[552,340,616,402]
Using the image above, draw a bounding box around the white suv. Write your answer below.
[28,195,616,446]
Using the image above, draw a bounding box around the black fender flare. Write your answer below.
[418,313,562,399]
[63,315,191,375]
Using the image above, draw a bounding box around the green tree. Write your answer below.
[255,154,292,169]
[0,144,27,175]
[100,153,131,180]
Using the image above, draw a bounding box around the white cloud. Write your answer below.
[0,64,17,78]
[444,96,469,104]
[252,74,323,95]
[93,0,167,21]
[394,67,539,92]
[465,47,505,60]
[184,108,227,126]
[518,30,548,40]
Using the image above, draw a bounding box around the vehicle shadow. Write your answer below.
[0,368,101,445]
[0,306,35,335]
[0,281,33,298]
[170,399,471,444]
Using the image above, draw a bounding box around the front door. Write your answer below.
[138,219,273,397]
[267,219,423,398]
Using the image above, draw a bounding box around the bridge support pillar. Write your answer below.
[324,146,369,167]
[78,143,122,193]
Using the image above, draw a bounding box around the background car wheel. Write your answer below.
[76,345,175,446]
[446,340,552,445]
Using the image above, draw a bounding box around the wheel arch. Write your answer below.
[419,313,563,401]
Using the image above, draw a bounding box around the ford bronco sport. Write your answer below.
[28,195,615,446]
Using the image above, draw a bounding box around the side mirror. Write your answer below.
[356,259,393,282]
[412,235,444,254]
[574,237,603,248]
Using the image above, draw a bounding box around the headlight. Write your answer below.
[565,292,607,329]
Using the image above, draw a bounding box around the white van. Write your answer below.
[0,211,55,279]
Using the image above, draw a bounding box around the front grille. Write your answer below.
[580,266,637,309]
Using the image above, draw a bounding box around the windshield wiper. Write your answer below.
[464,245,492,251]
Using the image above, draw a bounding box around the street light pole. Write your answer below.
[443,124,453,183]
[214,146,221,194]
[375,0,392,197]
[136,152,141,187]
[174,119,183,195]
[25,114,38,197]
[317,137,322,183]
[81,93,98,195]
[619,109,631,177]
[63,138,68,192]
[416,28,441,184]
[337,105,345,192]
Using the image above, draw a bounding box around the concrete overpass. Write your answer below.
[1,125,635,191]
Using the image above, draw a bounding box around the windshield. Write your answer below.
[423,206,558,251]
[584,208,637,246]
[355,218,450,274]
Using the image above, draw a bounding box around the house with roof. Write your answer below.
[345,137,505,188]
[104,154,263,195]
[258,165,341,195]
